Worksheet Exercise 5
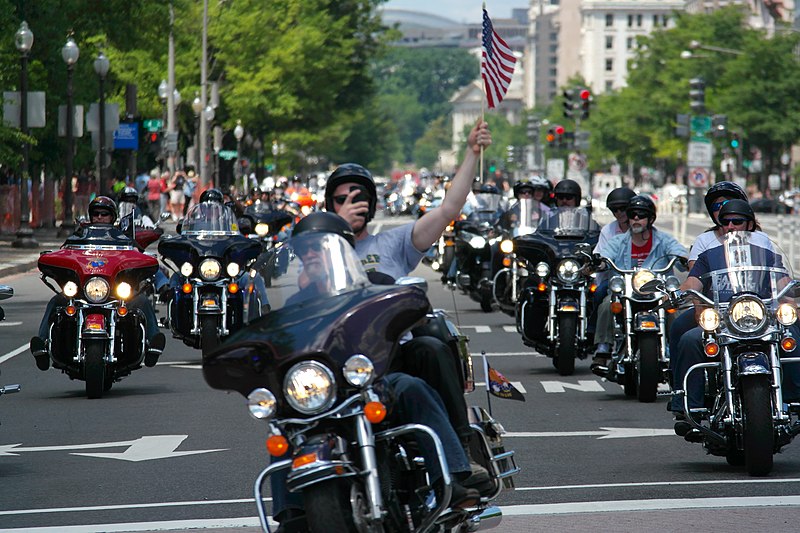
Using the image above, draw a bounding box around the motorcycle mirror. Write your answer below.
[175,222,182,234]
[639,279,665,295]
[396,276,428,292]
[238,217,254,235]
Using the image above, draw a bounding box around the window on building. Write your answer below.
[549,56,557,65]
[549,68,557,76]
[653,14,658,26]
[550,32,558,40]
[605,58,613,71]
[628,14,633,27]
[627,37,634,49]
[637,14,643,27]
[549,44,558,53]
[606,13,613,27]
[605,36,613,49]
[663,15,669,26]
[605,80,614,92]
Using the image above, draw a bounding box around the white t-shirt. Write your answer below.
[594,220,625,255]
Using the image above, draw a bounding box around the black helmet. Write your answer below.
[553,179,582,199]
[704,181,748,222]
[606,187,636,211]
[325,164,377,222]
[626,195,657,223]
[292,211,356,248]
[717,199,755,229]
[88,196,118,223]
[479,184,500,195]
[199,188,225,204]
[471,176,483,193]
[514,175,548,198]
[119,186,139,204]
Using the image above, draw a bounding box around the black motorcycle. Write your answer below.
[452,191,507,312]
[238,201,295,286]
[203,231,517,533]
[514,207,600,375]
[158,201,264,357]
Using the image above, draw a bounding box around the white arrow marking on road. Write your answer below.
[459,325,491,333]
[475,381,527,393]
[503,325,517,333]
[504,427,674,439]
[0,435,226,462]
[0,320,22,327]
[541,380,606,393]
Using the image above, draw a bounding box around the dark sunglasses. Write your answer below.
[295,241,323,255]
[721,218,748,226]
[711,200,729,212]
[517,189,534,196]
[555,194,575,200]
[628,211,650,220]
[611,206,626,213]
[91,210,113,218]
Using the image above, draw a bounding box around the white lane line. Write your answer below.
[517,478,800,492]
[503,325,517,332]
[0,343,29,364]
[0,517,267,532]
[0,321,23,327]
[0,498,257,516]
[459,325,491,333]
[470,351,539,357]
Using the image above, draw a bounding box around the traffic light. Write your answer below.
[527,115,541,141]
[147,131,161,154]
[506,145,515,164]
[730,132,740,149]
[712,114,727,137]
[579,88,592,120]
[546,127,556,144]
[551,124,565,148]
[689,77,705,114]
[675,113,690,138]
[563,88,576,119]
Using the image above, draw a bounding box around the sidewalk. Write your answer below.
[0,226,64,279]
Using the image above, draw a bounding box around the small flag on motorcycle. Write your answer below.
[481,351,525,403]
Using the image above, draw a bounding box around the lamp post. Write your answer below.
[192,92,202,175]
[60,37,79,236]
[234,120,244,194]
[13,21,36,248]
[94,52,110,196]
[253,138,263,184]
[204,105,215,186]
[157,80,168,170]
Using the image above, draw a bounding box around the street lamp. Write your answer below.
[94,52,110,196]
[192,92,202,175]
[60,36,79,236]
[13,21,36,248]
[234,120,245,194]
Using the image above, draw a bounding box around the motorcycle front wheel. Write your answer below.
[636,334,660,403]
[556,314,576,376]
[200,315,220,359]
[303,479,378,533]
[741,376,774,476]
[84,339,107,399]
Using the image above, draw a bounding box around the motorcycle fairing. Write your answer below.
[159,233,262,268]
[203,285,430,400]
[39,248,158,288]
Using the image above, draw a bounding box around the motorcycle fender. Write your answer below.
[82,313,108,336]
[198,294,221,314]
[634,312,660,332]
[285,436,357,493]
[736,352,771,376]
[556,297,579,313]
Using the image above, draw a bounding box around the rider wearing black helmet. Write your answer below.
[199,187,225,205]
[118,187,155,227]
[553,179,582,208]
[596,187,637,254]
[88,195,119,224]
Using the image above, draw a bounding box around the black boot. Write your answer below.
[145,332,166,367]
[459,439,494,496]
[30,336,50,371]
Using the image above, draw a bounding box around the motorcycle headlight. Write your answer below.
[85,277,110,303]
[777,303,798,326]
[535,262,550,278]
[728,296,767,334]
[468,235,487,249]
[284,361,336,414]
[500,239,514,254]
[609,275,625,293]
[556,258,581,283]
[199,258,222,281]
[255,223,269,237]
[665,276,681,293]
[116,282,132,300]
[301,205,312,216]
[247,388,277,420]
[632,269,655,294]
[180,262,193,277]
[63,281,78,298]
[343,354,374,388]
[226,262,241,277]
[698,308,720,331]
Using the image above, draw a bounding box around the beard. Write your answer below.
[631,224,646,235]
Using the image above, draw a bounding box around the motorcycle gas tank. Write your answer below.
[514,230,599,266]
[159,233,262,265]
[203,284,431,398]
[38,247,158,286]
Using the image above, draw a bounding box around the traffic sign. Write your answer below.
[689,167,709,188]
[218,150,238,160]
[687,141,713,167]
[143,119,163,132]
[113,122,139,150]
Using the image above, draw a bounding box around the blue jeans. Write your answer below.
[270,372,470,520]
[671,323,800,411]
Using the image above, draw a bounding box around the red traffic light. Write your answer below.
[554,125,565,135]
[579,89,591,100]
[149,132,158,142]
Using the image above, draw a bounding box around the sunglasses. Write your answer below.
[611,206,626,213]
[555,194,575,200]
[628,211,650,220]
[295,241,323,255]
[721,218,748,226]
[91,210,113,218]
[518,190,534,196]
[711,200,729,212]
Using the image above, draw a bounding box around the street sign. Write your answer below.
[3,91,46,128]
[143,119,163,132]
[689,167,709,188]
[687,141,713,168]
[57,104,85,137]
[113,122,138,150]
[85,103,120,132]
[218,150,238,160]
[769,174,782,191]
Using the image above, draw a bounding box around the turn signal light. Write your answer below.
[292,453,318,469]
[611,302,623,314]
[782,337,797,352]
[502,257,512,267]
[182,283,193,294]
[117,305,128,317]
[228,283,239,294]
[364,401,387,424]
[538,283,547,292]
[589,283,598,293]
[704,342,719,356]
[667,308,676,314]
[266,435,289,457]
[66,305,77,316]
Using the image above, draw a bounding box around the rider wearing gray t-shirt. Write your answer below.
[355,223,425,280]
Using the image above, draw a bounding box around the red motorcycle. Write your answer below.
[37,224,159,398]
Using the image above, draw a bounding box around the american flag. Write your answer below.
[482,8,517,109]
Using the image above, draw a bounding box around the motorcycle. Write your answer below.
[513,207,601,375]
[36,224,159,398]
[452,192,507,312]
[0,284,13,322]
[602,255,684,402]
[643,231,800,475]
[203,232,517,532]
[492,198,545,316]
[238,201,295,287]
[158,201,264,357]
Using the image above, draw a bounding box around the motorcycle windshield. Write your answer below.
[514,198,542,236]
[697,231,792,305]
[182,203,239,235]
[63,224,137,249]
[469,193,504,223]
[261,233,370,311]
[537,207,596,237]
[245,201,277,215]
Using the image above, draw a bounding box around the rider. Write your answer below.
[670,199,800,435]
[590,195,688,374]
[271,213,485,531]
[595,187,636,255]
[30,196,166,370]
[500,175,552,231]
[118,186,156,227]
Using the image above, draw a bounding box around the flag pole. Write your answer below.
[480,2,486,183]
[481,350,493,417]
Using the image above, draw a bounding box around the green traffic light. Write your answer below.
[730,139,740,149]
